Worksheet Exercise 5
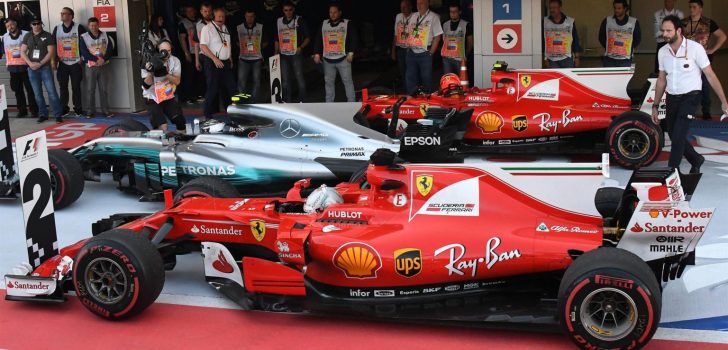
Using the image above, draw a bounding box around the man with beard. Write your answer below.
[653,0,683,72]
[177,4,201,104]
[599,0,641,67]
[199,7,236,120]
[1,19,37,118]
[682,0,726,119]
[652,15,728,174]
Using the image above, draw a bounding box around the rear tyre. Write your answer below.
[606,112,661,169]
[558,247,661,350]
[103,118,150,136]
[48,149,84,209]
[173,176,241,204]
[73,229,164,320]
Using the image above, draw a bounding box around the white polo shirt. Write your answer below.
[200,21,231,60]
[141,55,182,101]
[658,37,710,95]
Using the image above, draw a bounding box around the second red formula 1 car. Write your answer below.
[5,150,712,350]
[360,62,664,169]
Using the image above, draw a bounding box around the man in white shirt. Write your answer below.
[199,7,236,120]
[652,15,728,173]
[653,0,684,72]
[405,0,442,94]
[141,40,185,132]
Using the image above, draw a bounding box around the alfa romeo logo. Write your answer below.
[279,119,301,139]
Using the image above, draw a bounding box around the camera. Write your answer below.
[138,21,168,77]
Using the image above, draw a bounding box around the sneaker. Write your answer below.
[56,117,63,124]
[690,155,705,174]
[36,116,48,123]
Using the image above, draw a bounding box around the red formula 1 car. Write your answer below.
[5,150,712,350]
[359,62,663,169]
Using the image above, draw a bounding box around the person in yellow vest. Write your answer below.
[599,0,641,67]
[313,3,358,102]
[441,3,473,76]
[405,0,442,94]
[392,0,413,92]
[52,7,86,117]
[237,9,269,103]
[275,1,311,103]
[1,19,37,118]
[682,0,727,120]
[80,17,115,118]
[543,0,582,68]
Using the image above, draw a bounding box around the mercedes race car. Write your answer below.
[361,62,664,169]
[4,149,712,350]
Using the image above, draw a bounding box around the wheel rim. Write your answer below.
[579,287,638,341]
[84,257,129,304]
[49,169,58,203]
[617,128,650,160]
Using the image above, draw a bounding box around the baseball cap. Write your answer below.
[30,16,42,24]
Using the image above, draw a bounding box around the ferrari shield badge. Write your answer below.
[416,174,434,197]
[419,103,429,116]
[520,75,531,88]
[250,219,266,241]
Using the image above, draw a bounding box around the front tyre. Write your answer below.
[558,248,661,350]
[607,112,662,169]
[73,229,164,320]
[48,149,85,209]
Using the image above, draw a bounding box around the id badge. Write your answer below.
[247,40,254,51]
[32,49,40,59]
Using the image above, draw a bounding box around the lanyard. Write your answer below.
[414,10,429,31]
[687,17,702,37]
[284,17,297,30]
[212,22,228,44]
[245,23,255,38]
[400,13,411,27]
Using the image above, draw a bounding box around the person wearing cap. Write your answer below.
[653,0,684,72]
[52,7,86,117]
[543,0,582,68]
[392,0,413,92]
[441,3,473,76]
[0,18,37,118]
[21,17,63,123]
[313,3,358,102]
[652,15,728,174]
[682,0,727,120]
[599,0,641,67]
[80,17,114,118]
[405,0,442,94]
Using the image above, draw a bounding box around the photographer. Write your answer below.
[141,40,185,133]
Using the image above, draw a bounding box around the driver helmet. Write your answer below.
[304,184,343,213]
[439,73,461,94]
[201,119,226,134]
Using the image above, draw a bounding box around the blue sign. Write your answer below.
[493,0,522,22]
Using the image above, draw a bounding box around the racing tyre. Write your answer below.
[607,112,662,169]
[73,229,164,320]
[48,149,84,209]
[174,176,241,203]
[103,118,150,136]
[558,247,661,350]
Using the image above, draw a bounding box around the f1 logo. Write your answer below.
[23,138,39,156]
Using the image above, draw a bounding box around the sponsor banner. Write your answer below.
[434,237,521,278]
[618,201,714,261]
[15,131,58,268]
[4,275,57,297]
[44,122,105,149]
[518,78,559,101]
[269,54,282,103]
[343,279,508,299]
[410,174,480,220]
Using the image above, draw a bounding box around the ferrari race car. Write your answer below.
[4,149,712,350]
[361,62,664,169]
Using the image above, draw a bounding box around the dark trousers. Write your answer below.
[654,42,667,73]
[178,58,197,103]
[280,54,306,103]
[665,92,702,169]
[405,50,433,94]
[9,70,37,115]
[700,73,712,115]
[603,56,632,67]
[57,62,83,114]
[395,46,408,92]
[201,56,236,119]
[547,57,575,68]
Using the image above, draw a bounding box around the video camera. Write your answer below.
[137,21,168,77]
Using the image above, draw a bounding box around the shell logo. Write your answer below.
[333,242,382,279]
[475,111,504,134]
[649,210,659,218]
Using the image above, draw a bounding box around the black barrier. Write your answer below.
[0,109,17,196]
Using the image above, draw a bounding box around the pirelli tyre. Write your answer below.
[73,229,164,320]
[607,112,662,169]
[558,247,661,350]
[48,149,84,209]
[103,118,150,136]
[173,176,241,204]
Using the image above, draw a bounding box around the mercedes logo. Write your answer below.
[279,119,301,139]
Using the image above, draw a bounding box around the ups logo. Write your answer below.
[512,115,528,132]
[394,248,422,277]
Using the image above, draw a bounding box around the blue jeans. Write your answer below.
[405,50,433,94]
[603,57,632,67]
[238,59,263,103]
[547,57,574,68]
[27,65,62,118]
[280,54,306,103]
[323,59,355,102]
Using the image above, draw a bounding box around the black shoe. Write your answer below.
[690,155,705,174]
[702,112,712,120]
[16,110,29,118]
[36,116,48,123]
[55,117,63,124]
